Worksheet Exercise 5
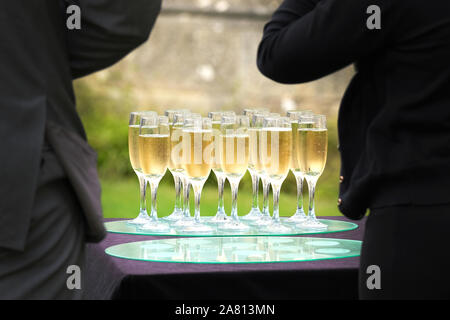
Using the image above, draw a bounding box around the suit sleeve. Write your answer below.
[257,0,392,84]
[63,0,162,79]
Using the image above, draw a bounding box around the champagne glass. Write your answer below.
[298,114,328,229]
[127,111,157,225]
[172,113,202,228]
[205,111,235,225]
[178,117,214,234]
[138,115,172,233]
[260,116,293,233]
[284,110,314,225]
[247,113,278,228]
[218,115,251,233]
[240,109,269,222]
[163,109,190,222]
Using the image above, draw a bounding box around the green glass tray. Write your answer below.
[105,236,362,264]
[105,218,358,237]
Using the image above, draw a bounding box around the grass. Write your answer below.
[101,171,344,219]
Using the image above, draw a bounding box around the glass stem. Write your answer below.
[261,176,270,217]
[250,171,259,210]
[295,174,305,214]
[229,178,240,223]
[306,176,318,220]
[272,181,282,223]
[182,177,191,218]
[149,178,161,220]
[191,181,204,223]
[173,173,182,212]
[138,173,147,214]
[216,173,225,213]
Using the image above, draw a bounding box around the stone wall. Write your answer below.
[84,1,354,117]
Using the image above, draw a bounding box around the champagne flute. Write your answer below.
[260,116,293,233]
[163,109,190,222]
[218,115,251,233]
[205,111,235,225]
[127,111,157,225]
[240,109,269,222]
[248,113,279,228]
[172,113,202,228]
[138,115,172,233]
[284,110,314,225]
[178,117,214,234]
[298,114,328,229]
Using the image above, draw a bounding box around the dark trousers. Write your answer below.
[0,149,85,299]
[359,204,450,299]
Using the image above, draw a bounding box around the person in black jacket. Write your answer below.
[0,0,161,299]
[257,0,450,299]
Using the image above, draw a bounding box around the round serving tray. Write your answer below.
[105,218,358,237]
[105,236,362,264]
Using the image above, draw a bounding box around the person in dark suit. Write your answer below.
[0,0,162,299]
[257,0,450,299]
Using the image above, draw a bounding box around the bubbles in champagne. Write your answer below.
[182,129,213,180]
[220,134,249,178]
[169,124,184,172]
[138,134,170,177]
[297,129,328,176]
[128,125,141,171]
[260,128,292,181]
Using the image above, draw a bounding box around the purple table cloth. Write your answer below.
[83,216,366,300]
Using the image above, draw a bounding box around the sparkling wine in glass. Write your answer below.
[259,116,293,233]
[240,109,269,222]
[127,111,157,225]
[138,115,172,233]
[297,114,328,229]
[163,109,190,222]
[218,115,251,233]
[171,113,202,229]
[205,111,235,225]
[248,113,280,228]
[177,117,215,234]
[284,110,314,225]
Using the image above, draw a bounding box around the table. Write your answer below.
[83,216,366,300]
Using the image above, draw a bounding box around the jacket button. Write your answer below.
[339,176,344,183]
[337,198,342,206]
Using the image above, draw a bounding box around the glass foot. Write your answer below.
[300,217,328,230]
[203,210,228,225]
[127,212,151,225]
[240,207,262,222]
[138,220,172,234]
[171,215,195,228]
[284,209,308,225]
[177,221,215,235]
[248,213,272,227]
[162,209,184,222]
[218,220,251,233]
[260,221,293,234]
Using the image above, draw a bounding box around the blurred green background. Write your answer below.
[73,0,352,219]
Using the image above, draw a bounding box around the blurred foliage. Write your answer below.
[74,77,134,178]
